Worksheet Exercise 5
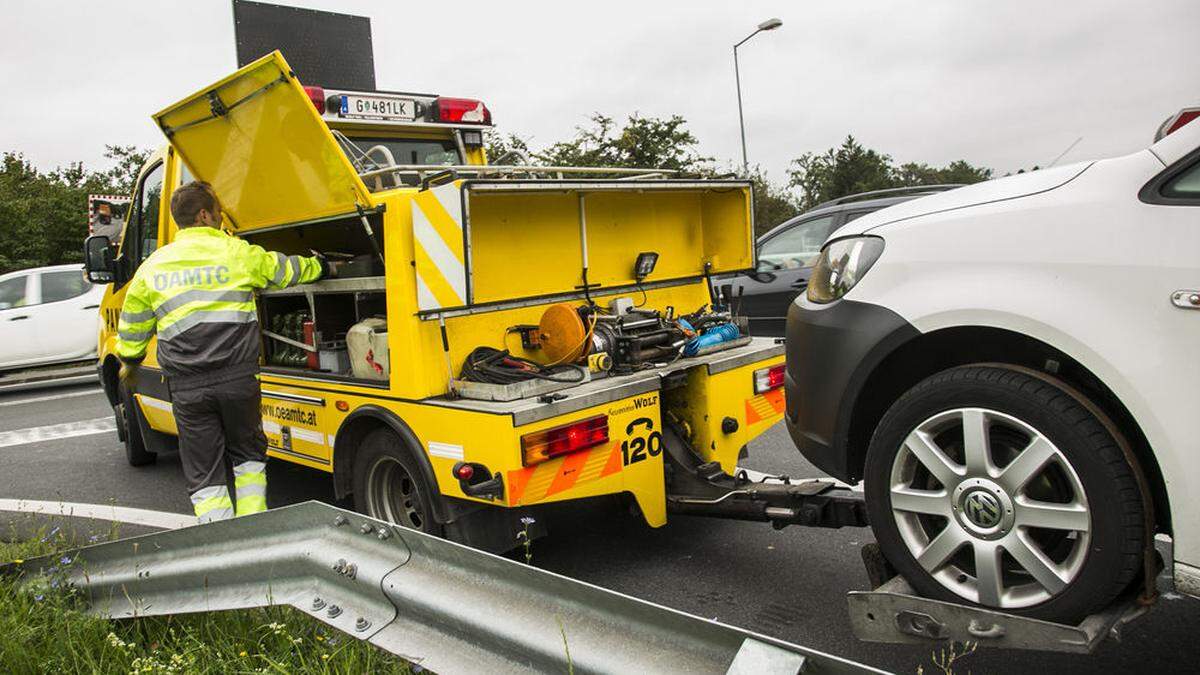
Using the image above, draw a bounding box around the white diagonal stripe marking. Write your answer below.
[415,273,439,310]
[0,388,103,408]
[412,205,466,301]
[0,417,117,448]
[431,183,464,228]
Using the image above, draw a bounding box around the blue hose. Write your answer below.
[683,323,740,357]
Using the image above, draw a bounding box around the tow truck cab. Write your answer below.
[90,52,791,551]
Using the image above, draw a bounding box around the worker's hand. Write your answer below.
[312,251,340,280]
[118,362,135,383]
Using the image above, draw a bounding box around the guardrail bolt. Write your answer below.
[355,617,372,632]
[377,528,391,540]
[311,597,326,611]
[360,523,374,535]
[333,515,348,527]
[326,604,343,618]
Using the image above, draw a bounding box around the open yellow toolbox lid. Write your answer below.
[152,51,373,231]
[410,179,755,314]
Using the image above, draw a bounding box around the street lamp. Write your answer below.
[733,17,783,173]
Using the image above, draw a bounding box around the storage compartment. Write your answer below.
[248,211,391,383]
[242,211,385,278]
[259,279,388,382]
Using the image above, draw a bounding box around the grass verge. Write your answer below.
[0,532,413,674]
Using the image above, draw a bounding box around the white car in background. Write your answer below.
[785,111,1200,623]
[0,264,105,371]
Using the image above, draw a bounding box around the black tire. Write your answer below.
[352,429,443,535]
[864,365,1144,623]
[119,386,156,467]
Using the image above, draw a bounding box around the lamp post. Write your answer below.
[734,17,783,174]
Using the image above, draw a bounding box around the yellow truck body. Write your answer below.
[94,52,784,548]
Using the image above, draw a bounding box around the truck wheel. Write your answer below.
[119,387,156,467]
[352,429,443,536]
[863,365,1144,623]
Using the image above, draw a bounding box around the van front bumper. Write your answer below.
[783,297,919,483]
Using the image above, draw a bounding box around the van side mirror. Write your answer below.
[83,235,115,284]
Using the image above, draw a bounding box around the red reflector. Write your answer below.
[1165,110,1200,137]
[754,364,786,394]
[521,415,608,466]
[433,97,492,125]
[335,400,349,412]
[303,86,326,114]
[454,463,474,481]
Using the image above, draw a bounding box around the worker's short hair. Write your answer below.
[170,181,218,227]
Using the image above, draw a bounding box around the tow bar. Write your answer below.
[663,426,868,529]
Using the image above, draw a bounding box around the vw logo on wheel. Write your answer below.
[962,490,1002,528]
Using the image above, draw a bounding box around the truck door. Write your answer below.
[118,162,168,401]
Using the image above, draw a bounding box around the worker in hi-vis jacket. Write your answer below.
[115,181,334,522]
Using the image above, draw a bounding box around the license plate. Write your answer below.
[339,94,417,121]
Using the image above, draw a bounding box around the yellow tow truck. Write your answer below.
[83,52,866,551]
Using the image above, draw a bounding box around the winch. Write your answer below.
[534,299,745,374]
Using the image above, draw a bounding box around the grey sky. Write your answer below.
[1,0,1196,187]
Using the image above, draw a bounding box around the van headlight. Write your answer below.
[807,236,885,304]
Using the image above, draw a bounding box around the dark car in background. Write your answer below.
[730,185,962,336]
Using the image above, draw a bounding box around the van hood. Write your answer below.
[833,161,1093,237]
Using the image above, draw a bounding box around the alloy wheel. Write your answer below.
[889,408,1090,608]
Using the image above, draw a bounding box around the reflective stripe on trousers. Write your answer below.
[191,484,234,522]
[234,460,268,516]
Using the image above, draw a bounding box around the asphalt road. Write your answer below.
[1,382,1197,673]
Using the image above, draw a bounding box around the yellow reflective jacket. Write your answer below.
[116,226,323,386]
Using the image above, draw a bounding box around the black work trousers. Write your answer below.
[171,374,267,493]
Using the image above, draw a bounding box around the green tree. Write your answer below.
[788,136,991,210]
[534,113,713,171]
[0,145,151,274]
[743,166,800,237]
[95,145,153,195]
[484,130,532,165]
[788,136,895,210]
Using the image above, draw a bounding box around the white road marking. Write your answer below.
[0,417,116,448]
[0,387,104,408]
[0,499,195,530]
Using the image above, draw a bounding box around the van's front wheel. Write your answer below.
[864,365,1144,624]
[352,429,443,535]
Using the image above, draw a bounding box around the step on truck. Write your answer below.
[83,52,866,556]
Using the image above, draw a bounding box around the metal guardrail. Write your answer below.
[2,500,882,674]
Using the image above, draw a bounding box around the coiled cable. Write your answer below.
[459,347,586,385]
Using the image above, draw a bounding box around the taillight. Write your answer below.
[303,86,326,113]
[754,364,786,394]
[433,97,492,125]
[521,415,608,466]
[1155,107,1200,142]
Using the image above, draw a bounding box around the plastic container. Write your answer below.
[347,317,389,380]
